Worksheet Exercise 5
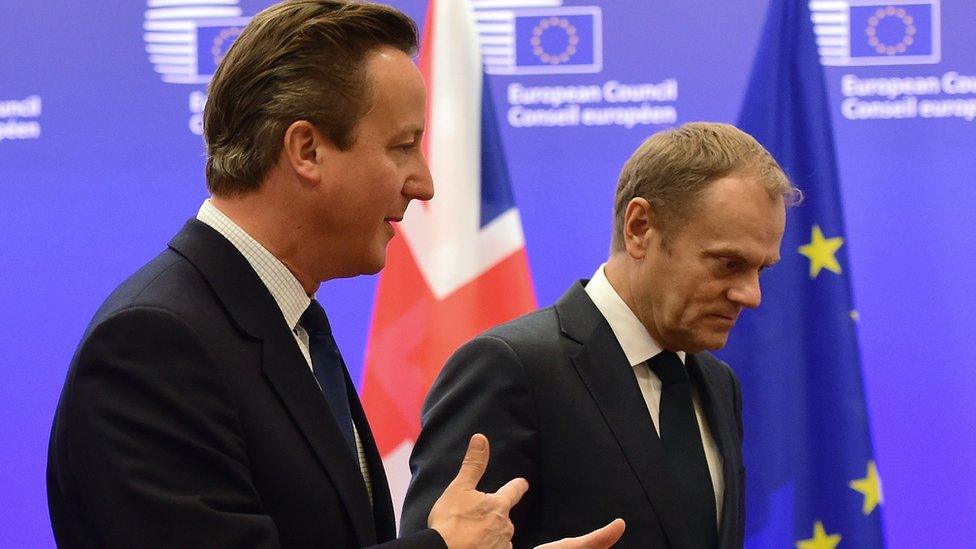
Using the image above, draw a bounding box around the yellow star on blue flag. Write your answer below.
[796,521,842,549]
[724,0,884,546]
[798,224,844,278]
[849,460,884,515]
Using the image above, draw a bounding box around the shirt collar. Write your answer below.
[583,263,685,366]
[196,199,311,330]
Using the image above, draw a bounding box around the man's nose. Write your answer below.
[729,273,762,309]
[406,155,434,202]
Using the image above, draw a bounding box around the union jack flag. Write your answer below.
[360,0,537,522]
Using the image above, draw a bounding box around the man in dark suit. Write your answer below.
[46,1,560,547]
[401,122,801,548]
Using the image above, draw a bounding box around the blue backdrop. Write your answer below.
[2,0,973,546]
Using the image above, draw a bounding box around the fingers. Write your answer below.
[576,518,626,547]
[448,433,490,491]
[492,476,529,510]
[533,518,626,549]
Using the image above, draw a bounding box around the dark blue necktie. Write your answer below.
[650,350,718,548]
[300,300,357,459]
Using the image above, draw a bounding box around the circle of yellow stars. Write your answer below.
[796,460,884,548]
[798,224,844,279]
[530,17,579,65]
[865,6,916,56]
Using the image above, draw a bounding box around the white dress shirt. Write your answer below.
[584,264,724,524]
[197,199,373,501]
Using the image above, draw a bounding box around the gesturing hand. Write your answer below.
[534,519,626,549]
[427,434,529,549]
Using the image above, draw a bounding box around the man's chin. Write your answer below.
[338,252,386,278]
[356,238,392,276]
[702,332,732,351]
[681,331,731,354]
[362,255,386,275]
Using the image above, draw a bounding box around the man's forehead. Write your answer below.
[358,48,426,132]
[366,47,424,88]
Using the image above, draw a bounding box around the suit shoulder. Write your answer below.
[479,305,560,347]
[90,248,211,326]
[444,306,570,377]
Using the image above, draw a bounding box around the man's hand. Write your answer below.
[534,519,626,549]
[427,434,529,549]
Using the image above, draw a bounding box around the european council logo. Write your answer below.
[810,0,941,66]
[143,0,248,84]
[474,3,602,75]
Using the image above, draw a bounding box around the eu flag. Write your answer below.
[513,11,598,69]
[849,3,935,59]
[717,0,887,547]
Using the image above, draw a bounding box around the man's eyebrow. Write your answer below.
[704,247,749,261]
[394,125,424,140]
[706,247,779,267]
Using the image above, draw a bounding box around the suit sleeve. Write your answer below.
[399,335,539,536]
[372,529,446,549]
[48,306,279,548]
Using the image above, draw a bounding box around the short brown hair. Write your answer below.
[203,0,418,196]
[611,121,801,251]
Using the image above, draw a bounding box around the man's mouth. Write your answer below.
[709,313,738,324]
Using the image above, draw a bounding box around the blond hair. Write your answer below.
[611,121,800,250]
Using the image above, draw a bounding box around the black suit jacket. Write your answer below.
[400,282,745,548]
[47,220,444,549]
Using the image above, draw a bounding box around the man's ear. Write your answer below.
[622,197,655,259]
[282,120,327,185]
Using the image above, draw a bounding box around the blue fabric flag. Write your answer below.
[717,0,887,547]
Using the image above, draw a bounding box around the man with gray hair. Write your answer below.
[402,122,800,548]
[46,1,624,547]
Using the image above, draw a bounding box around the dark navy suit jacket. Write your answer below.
[48,219,444,548]
[401,282,745,548]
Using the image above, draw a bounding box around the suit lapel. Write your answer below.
[260,331,378,545]
[687,354,740,548]
[556,283,696,548]
[345,369,396,543]
[169,219,377,546]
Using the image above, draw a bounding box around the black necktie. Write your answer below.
[649,351,718,548]
[300,300,357,459]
